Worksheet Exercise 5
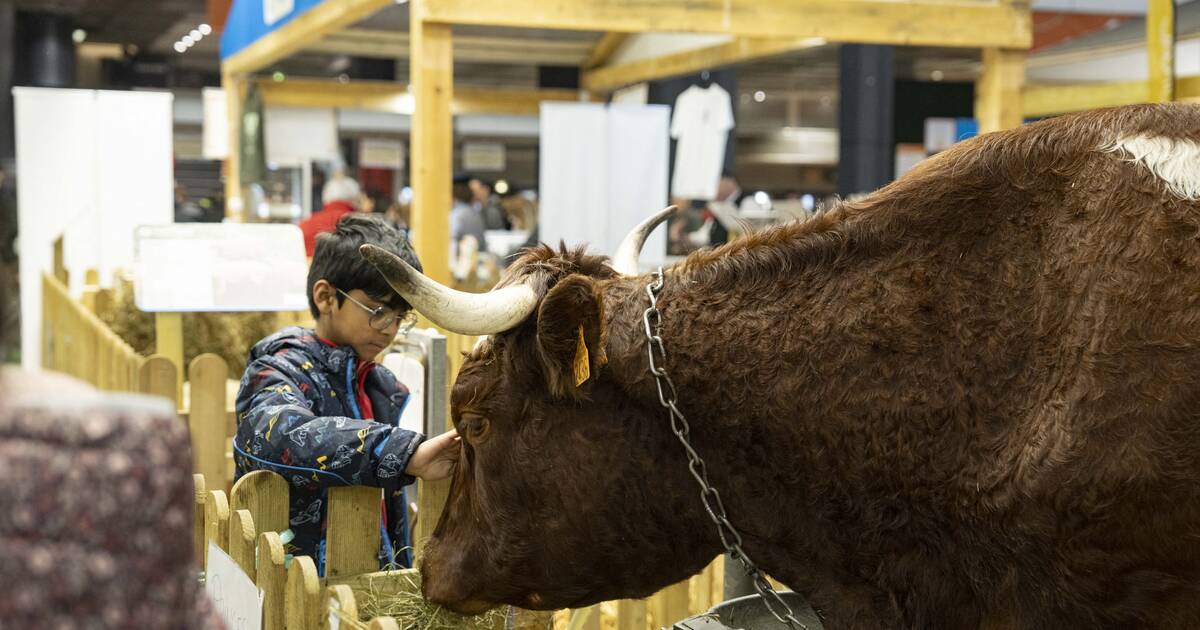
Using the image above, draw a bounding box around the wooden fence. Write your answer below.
[197,469,723,630]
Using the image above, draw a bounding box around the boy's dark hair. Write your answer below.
[307,214,422,318]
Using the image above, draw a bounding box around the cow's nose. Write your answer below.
[421,560,493,614]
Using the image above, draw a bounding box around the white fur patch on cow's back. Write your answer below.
[1106,135,1200,201]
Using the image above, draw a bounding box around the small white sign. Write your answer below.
[202,88,229,160]
[134,224,309,312]
[263,0,294,25]
[462,142,506,172]
[359,138,405,169]
[205,542,264,630]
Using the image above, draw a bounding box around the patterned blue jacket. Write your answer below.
[232,327,423,570]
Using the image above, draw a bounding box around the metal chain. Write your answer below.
[642,268,807,630]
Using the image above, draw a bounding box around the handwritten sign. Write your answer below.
[205,542,264,630]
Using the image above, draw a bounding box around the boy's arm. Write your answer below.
[233,351,423,492]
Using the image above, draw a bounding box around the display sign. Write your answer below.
[205,543,264,630]
[359,138,405,169]
[263,0,294,25]
[133,224,309,312]
[462,142,506,172]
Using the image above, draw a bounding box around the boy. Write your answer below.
[232,214,459,572]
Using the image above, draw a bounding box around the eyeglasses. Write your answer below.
[337,289,417,334]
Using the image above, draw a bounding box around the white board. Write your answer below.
[205,542,264,630]
[133,223,309,312]
[265,106,339,164]
[203,87,229,159]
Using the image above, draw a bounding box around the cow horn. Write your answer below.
[611,205,680,276]
[360,244,538,336]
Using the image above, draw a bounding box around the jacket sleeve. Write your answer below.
[232,349,423,493]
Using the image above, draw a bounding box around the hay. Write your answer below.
[98,275,306,374]
[344,570,553,630]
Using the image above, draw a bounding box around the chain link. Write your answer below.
[642,268,808,630]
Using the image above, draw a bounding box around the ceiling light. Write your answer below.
[72,29,87,44]
[182,35,194,46]
[337,73,350,84]
[190,29,202,40]
[198,23,212,36]
[272,71,286,82]
[753,191,771,206]
[753,90,766,103]
[173,42,187,53]
[494,180,510,195]
[931,70,945,82]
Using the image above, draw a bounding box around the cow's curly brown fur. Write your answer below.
[422,103,1200,629]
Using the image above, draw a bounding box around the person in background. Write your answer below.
[470,177,509,230]
[451,175,486,261]
[300,174,361,257]
[707,172,750,247]
[233,214,460,574]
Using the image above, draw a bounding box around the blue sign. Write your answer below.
[220,0,328,60]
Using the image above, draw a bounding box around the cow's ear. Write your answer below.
[535,274,607,400]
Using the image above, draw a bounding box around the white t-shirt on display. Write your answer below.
[669,83,734,201]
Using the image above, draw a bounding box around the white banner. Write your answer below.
[205,543,264,630]
[462,142,506,172]
[359,138,404,169]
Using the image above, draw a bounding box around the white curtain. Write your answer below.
[15,88,173,369]
[539,102,670,270]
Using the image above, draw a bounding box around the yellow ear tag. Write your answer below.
[573,325,590,386]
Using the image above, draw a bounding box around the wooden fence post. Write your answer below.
[285,556,322,630]
[140,355,179,410]
[204,489,231,568]
[229,509,257,581]
[193,474,207,567]
[326,485,384,579]
[258,531,287,630]
[189,354,229,490]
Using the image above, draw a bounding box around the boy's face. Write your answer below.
[312,280,405,360]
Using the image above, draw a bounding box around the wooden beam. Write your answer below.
[584,33,628,69]
[1022,76,1200,117]
[1022,80,1150,117]
[1147,0,1175,102]
[421,0,1032,49]
[255,77,578,116]
[222,73,245,221]
[222,0,391,76]
[975,47,1026,133]
[306,29,594,65]
[410,0,453,287]
[584,36,823,93]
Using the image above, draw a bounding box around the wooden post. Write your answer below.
[222,72,246,222]
[653,581,691,628]
[204,489,231,566]
[229,470,290,536]
[410,0,453,285]
[155,312,184,401]
[617,600,647,630]
[976,47,1025,134]
[327,585,359,628]
[324,485,384,578]
[285,556,322,630]
[189,354,229,491]
[229,509,258,581]
[193,474,207,568]
[140,355,179,410]
[1147,0,1175,102]
[258,532,288,630]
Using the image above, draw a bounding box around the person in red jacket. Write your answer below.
[301,174,362,257]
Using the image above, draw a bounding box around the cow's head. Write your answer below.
[361,208,715,612]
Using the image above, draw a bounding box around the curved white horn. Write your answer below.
[611,205,680,276]
[360,244,538,336]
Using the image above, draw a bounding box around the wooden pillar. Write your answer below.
[222,72,246,222]
[410,0,453,285]
[1147,0,1175,103]
[975,48,1025,133]
[155,312,184,402]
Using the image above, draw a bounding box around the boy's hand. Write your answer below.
[405,430,462,481]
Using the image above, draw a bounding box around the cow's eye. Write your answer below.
[462,414,490,441]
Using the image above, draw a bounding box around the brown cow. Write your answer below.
[362,103,1200,629]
